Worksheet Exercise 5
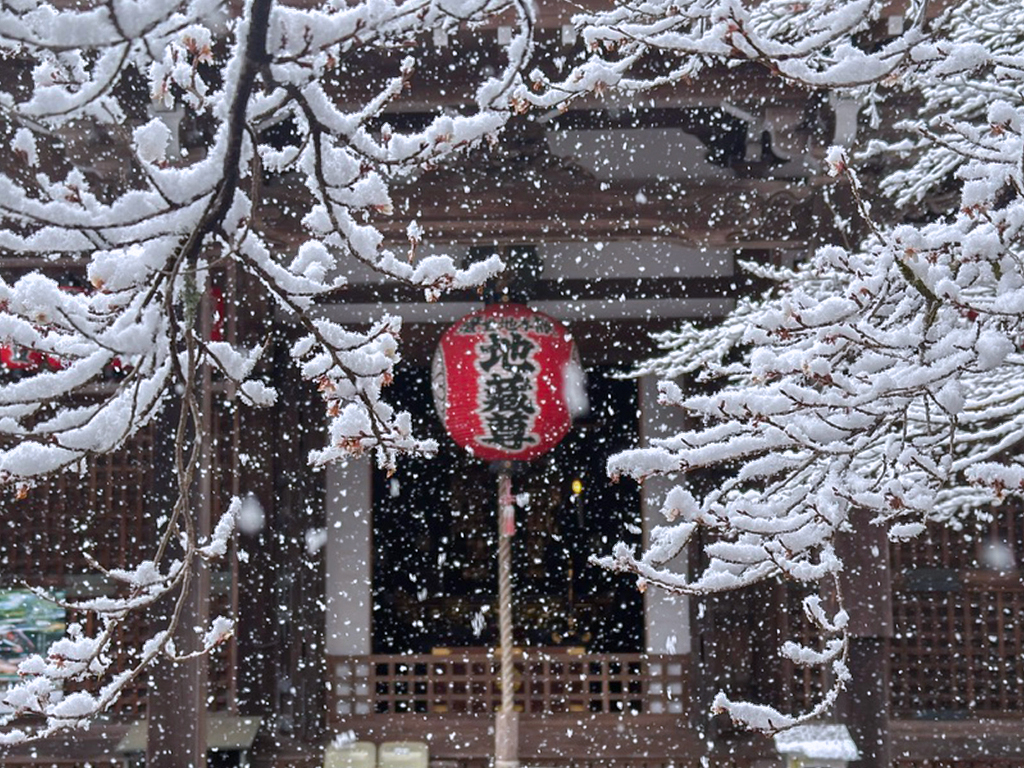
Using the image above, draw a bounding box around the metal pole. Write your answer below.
[495,469,519,768]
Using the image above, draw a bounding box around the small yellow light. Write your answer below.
[571,478,583,496]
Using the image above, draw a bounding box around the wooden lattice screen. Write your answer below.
[0,411,238,719]
[0,430,155,581]
[890,504,1024,717]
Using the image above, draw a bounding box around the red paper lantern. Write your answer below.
[432,303,580,462]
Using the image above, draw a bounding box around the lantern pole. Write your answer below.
[434,304,579,768]
[495,465,519,768]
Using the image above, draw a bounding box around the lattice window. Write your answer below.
[207,585,235,711]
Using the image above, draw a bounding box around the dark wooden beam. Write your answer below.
[329,274,771,305]
[257,170,841,251]
[396,316,705,367]
[328,712,703,763]
[890,719,1024,761]
[320,38,831,115]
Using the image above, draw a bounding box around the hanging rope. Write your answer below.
[496,469,519,768]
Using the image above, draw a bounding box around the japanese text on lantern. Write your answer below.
[476,330,540,452]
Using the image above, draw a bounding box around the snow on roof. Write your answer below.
[773,725,859,761]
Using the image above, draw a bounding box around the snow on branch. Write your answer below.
[0,499,239,742]
[551,0,1024,733]
[521,0,938,111]
[0,0,533,738]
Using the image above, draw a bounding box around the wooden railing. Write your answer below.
[327,651,689,722]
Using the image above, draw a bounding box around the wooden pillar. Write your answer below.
[844,638,891,768]
[147,294,214,768]
[146,426,212,767]
[270,351,328,741]
[232,258,277,718]
[147,569,210,768]
[234,406,277,717]
[837,510,893,768]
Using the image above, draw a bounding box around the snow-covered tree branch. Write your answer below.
[523,0,1024,732]
[0,0,532,739]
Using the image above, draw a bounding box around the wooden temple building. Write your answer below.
[1,2,1022,768]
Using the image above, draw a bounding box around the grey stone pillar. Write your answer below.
[639,375,690,655]
[325,458,373,655]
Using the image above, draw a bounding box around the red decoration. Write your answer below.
[432,303,579,462]
[0,344,52,372]
[1,286,224,374]
[0,280,85,374]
